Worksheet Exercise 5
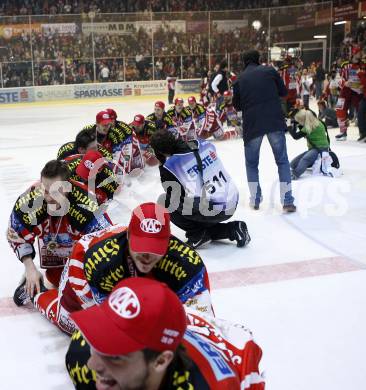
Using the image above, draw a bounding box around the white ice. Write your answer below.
[0,96,365,390]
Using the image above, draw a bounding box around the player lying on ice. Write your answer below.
[7,159,112,305]
[31,202,213,334]
[185,94,241,141]
[66,277,265,390]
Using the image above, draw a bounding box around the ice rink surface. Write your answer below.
[0,95,366,389]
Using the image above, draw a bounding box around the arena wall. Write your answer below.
[0,79,201,105]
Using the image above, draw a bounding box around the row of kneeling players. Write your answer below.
[6,103,259,389]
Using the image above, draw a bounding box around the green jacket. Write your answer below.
[301,122,330,150]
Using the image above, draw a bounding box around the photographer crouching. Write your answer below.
[289,108,331,179]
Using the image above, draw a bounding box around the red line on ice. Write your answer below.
[0,256,364,318]
[209,256,365,289]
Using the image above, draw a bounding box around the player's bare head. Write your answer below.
[75,128,97,154]
[41,160,71,205]
[154,101,165,118]
[302,67,308,75]
[188,96,196,109]
[150,129,186,157]
[71,278,187,390]
[174,98,184,113]
[127,202,170,274]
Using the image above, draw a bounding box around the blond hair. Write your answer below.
[294,109,320,135]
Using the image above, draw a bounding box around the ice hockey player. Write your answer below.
[82,110,144,173]
[200,70,211,106]
[197,101,239,141]
[146,101,175,131]
[187,96,206,123]
[150,130,250,249]
[216,90,242,136]
[63,150,120,204]
[167,97,195,140]
[66,277,265,390]
[335,48,365,140]
[32,202,213,335]
[7,159,112,306]
[57,127,112,161]
[130,114,159,166]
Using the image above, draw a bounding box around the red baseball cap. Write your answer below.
[188,96,196,104]
[71,277,187,356]
[76,150,104,180]
[96,110,113,125]
[128,202,170,256]
[106,108,117,120]
[155,101,165,110]
[174,98,184,105]
[131,114,145,126]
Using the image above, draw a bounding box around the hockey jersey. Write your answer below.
[56,225,212,334]
[132,119,157,148]
[57,142,112,161]
[163,139,239,213]
[66,309,265,390]
[7,180,111,269]
[63,154,120,204]
[340,61,365,94]
[146,111,175,131]
[83,121,143,173]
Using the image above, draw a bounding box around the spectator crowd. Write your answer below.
[0,0,355,16]
[0,0,363,87]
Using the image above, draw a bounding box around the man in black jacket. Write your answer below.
[233,50,296,212]
[209,61,229,104]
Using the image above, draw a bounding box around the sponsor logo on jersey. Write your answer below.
[187,152,216,177]
[109,287,140,319]
[184,330,236,381]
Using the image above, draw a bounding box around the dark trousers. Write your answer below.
[303,94,310,109]
[357,97,366,136]
[170,208,236,240]
[168,89,175,104]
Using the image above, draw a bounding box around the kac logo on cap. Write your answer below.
[140,218,162,234]
[102,113,109,119]
[109,287,141,319]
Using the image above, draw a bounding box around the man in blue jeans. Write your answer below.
[233,50,296,212]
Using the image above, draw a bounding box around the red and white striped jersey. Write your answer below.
[185,308,265,389]
[340,62,365,94]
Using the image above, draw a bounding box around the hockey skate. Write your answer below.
[335,132,347,141]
